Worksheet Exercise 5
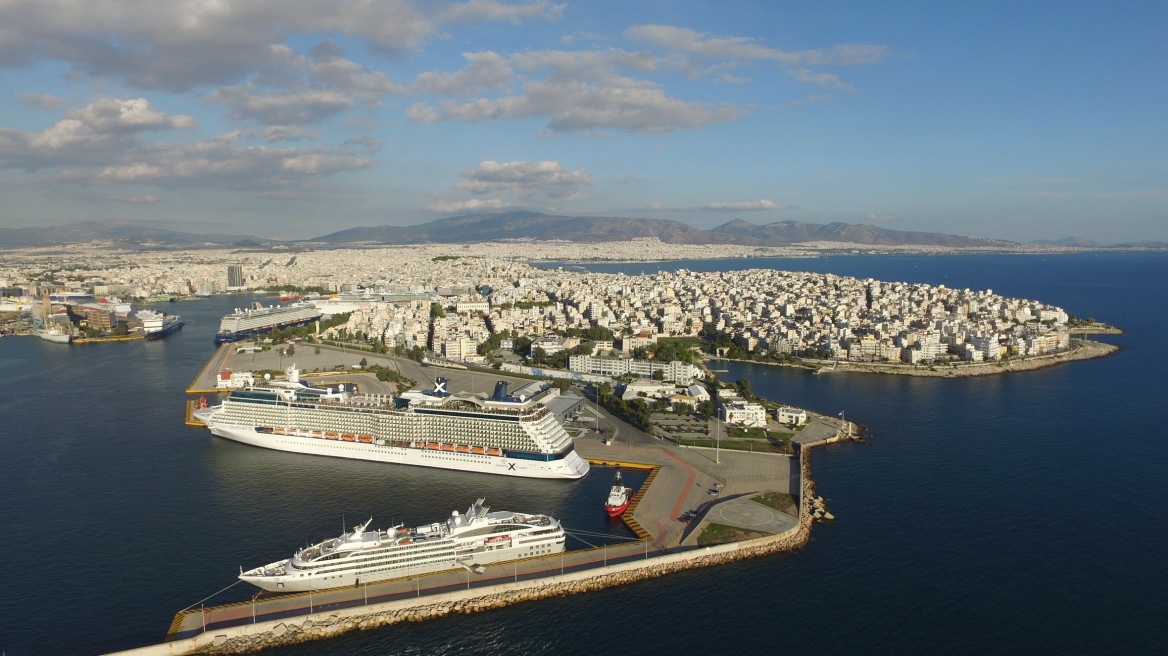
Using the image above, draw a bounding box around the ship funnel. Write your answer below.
[492,381,509,400]
[433,377,448,394]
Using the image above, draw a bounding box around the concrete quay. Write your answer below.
[143,345,848,655]
[105,429,844,656]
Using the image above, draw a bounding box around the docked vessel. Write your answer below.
[213,302,321,344]
[605,468,633,517]
[136,309,184,339]
[35,327,72,344]
[192,367,590,479]
[240,498,566,592]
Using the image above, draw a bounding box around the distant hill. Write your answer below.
[310,211,726,245]
[6,214,1159,250]
[310,212,1016,248]
[709,219,1013,247]
[1030,236,1102,247]
[0,221,267,248]
[1031,236,1168,249]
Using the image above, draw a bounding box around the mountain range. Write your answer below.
[0,212,1162,250]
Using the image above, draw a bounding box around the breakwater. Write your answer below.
[104,435,840,656]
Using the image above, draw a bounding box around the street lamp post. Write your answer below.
[714,417,721,464]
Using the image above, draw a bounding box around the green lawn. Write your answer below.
[752,492,798,515]
[670,437,790,454]
[697,523,771,546]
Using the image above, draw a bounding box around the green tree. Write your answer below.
[735,378,752,399]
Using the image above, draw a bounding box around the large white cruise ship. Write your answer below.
[192,367,590,479]
[214,302,322,343]
[240,498,565,592]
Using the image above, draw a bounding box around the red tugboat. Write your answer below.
[605,467,634,517]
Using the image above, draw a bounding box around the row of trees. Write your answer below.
[595,382,653,432]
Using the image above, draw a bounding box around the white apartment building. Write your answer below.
[568,354,703,385]
[776,406,808,425]
[720,400,767,427]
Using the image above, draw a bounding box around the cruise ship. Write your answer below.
[192,367,590,479]
[214,302,322,344]
[240,499,565,592]
[136,309,184,339]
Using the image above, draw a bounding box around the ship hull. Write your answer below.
[606,502,630,517]
[243,540,565,592]
[207,423,590,479]
[145,320,184,339]
[213,316,317,344]
[36,330,72,344]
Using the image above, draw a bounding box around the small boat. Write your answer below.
[486,448,502,456]
[440,444,455,452]
[426,443,441,450]
[605,467,634,517]
[455,445,470,453]
[341,434,356,442]
[325,432,340,440]
[358,435,373,443]
[470,446,485,454]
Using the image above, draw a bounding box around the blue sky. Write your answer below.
[0,0,1164,243]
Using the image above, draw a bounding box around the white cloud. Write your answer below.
[637,198,787,211]
[66,98,197,133]
[426,197,509,213]
[17,91,69,109]
[456,160,592,199]
[410,75,745,133]
[702,199,784,210]
[625,24,886,91]
[211,86,356,126]
[309,55,406,97]
[105,194,158,203]
[410,51,513,95]
[0,97,194,168]
[92,140,372,188]
[408,47,744,133]
[436,0,563,24]
[787,68,855,92]
[0,96,371,192]
[0,0,554,92]
[252,126,320,142]
[426,160,592,212]
[625,25,887,66]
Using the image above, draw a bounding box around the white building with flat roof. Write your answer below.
[720,400,767,427]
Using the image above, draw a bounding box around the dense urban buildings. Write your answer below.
[1,241,1080,369]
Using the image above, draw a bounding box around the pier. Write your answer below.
[122,346,850,655]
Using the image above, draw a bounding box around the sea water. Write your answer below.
[0,252,1165,655]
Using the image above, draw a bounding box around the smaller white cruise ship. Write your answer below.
[240,499,566,592]
[136,309,184,339]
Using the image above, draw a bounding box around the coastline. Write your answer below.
[105,434,848,656]
[708,338,1120,379]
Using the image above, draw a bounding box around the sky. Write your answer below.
[0,0,1165,243]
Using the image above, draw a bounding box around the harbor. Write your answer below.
[107,342,849,655]
[107,435,843,656]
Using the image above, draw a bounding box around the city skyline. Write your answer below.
[0,1,1165,243]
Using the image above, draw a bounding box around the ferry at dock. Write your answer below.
[136,309,184,339]
[192,366,589,479]
[239,499,566,592]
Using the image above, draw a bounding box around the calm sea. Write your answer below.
[1,252,1165,655]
